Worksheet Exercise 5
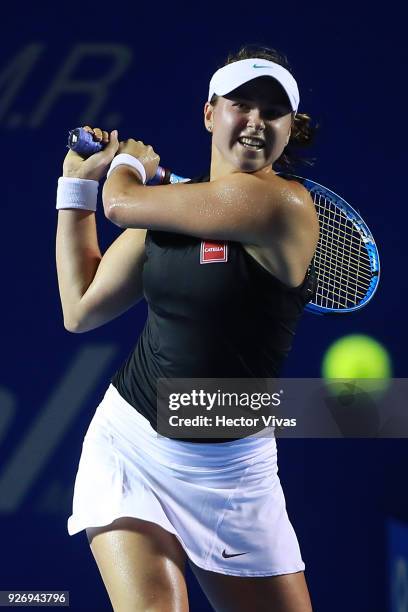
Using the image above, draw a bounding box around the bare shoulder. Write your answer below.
[270,175,319,232]
[286,178,317,212]
[242,175,319,287]
[238,171,316,214]
[267,174,315,209]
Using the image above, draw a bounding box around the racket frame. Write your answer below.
[288,175,380,314]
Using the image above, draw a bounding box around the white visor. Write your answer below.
[208,58,299,113]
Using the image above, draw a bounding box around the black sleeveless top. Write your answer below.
[111,173,317,441]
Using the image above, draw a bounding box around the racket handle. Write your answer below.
[67,127,188,185]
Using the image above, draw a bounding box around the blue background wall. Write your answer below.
[0,2,406,610]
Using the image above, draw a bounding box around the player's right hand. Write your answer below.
[62,126,119,181]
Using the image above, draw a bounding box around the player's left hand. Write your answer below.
[117,139,160,182]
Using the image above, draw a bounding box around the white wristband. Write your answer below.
[107,154,147,184]
[56,177,99,211]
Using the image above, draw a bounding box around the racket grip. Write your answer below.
[67,127,188,185]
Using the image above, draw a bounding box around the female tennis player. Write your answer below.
[56,45,319,612]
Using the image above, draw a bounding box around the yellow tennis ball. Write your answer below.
[322,334,392,396]
[322,334,392,378]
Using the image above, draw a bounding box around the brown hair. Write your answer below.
[210,44,318,172]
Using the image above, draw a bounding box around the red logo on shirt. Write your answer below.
[200,241,228,264]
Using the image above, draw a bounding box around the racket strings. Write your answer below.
[317,235,372,275]
[312,192,373,309]
[317,220,372,261]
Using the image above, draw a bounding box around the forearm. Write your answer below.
[56,209,102,330]
[102,166,144,226]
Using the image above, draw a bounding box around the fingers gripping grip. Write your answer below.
[67,128,188,185]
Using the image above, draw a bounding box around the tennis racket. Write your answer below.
[67,127,380,315]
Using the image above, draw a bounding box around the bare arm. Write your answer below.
[103,138,319,287]
[102,138,317,249]
[56,209,101,330]
[103,168,290,244]
[56,127,147,333]
[56,210,146,332]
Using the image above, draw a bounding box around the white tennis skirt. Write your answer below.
[67,384,305,577]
